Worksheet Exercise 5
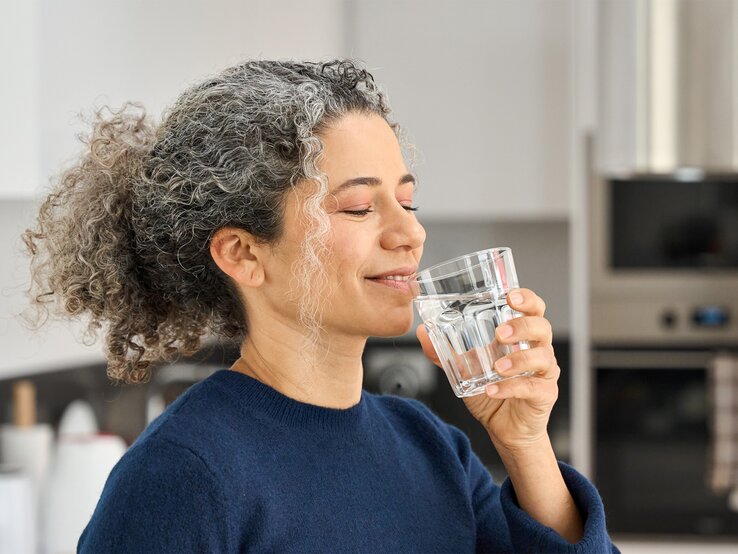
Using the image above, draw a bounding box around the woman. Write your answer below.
[23,60,618,552]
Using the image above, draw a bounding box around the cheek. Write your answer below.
[329,222,373,275]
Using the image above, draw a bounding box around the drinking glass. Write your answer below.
[412,247,531,398]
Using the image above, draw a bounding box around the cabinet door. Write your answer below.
[351,0,572,219]
[0,0,41,198]
[32,0,345,199]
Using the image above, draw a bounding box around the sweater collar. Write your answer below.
[208,369,371,434]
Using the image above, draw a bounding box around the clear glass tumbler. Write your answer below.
[412,247,531,398]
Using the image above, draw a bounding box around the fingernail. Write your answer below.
[496,358,513,373]
[486,384,499,396]
[497,325,513,339]
[509,292,524,306]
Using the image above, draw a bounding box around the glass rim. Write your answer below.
[414,247,512,283]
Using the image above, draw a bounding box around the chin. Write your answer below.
[369,316,415,338]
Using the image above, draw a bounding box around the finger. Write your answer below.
[485,374,559,406]
[507,288,546,317]
[415,324,442,368]
[495,316,553,346]
[493,346,560,381]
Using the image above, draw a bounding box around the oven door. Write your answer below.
[595,348,738,537]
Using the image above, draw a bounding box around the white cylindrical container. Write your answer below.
[44,434,127,554]
[44,400,125,554]
[0,466,36,554]
[0,423,54,503]
[0,380,53,553]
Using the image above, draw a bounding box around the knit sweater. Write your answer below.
[78,369,619,553]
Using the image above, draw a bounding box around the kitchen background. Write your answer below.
[1,0,737,552]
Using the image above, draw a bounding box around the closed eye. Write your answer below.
[342,209,373,216]
[342,206,419,217]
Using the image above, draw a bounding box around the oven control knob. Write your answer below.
[661,310,677,329]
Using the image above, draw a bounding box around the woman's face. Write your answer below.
[266,111,426,338]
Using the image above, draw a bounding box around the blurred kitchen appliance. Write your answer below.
[595,347,738,536]
[599,0,738,174]
[590,172,738,346]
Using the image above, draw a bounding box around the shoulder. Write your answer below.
[78,435,232,551]
[108,434,219,492]
[119,372,255,486]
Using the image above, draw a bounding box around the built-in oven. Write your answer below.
[590,172,738,538]
[595,347,738,537]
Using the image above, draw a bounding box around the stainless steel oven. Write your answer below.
[595,347,738,537]
[590,172,738,538]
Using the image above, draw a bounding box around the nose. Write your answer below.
[380,203,426,251]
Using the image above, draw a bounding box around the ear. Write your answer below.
[209,227,267,288]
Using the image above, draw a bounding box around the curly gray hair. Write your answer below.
[21,59,409,384]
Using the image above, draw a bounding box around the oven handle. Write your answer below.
[593,349,718,369]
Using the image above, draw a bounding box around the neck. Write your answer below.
[230,316,367,409]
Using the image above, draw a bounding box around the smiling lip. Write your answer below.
[365,266,417,293]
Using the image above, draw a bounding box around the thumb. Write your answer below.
[415,324,441,368]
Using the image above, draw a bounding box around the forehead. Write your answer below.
[317,112,407,188]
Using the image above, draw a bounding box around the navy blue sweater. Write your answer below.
[78,369,619,553]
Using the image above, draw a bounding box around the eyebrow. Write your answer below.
[333,173,416,193]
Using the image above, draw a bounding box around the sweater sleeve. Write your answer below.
[77,436,232,553]
[398,397,620,553]
[471,449,621,553]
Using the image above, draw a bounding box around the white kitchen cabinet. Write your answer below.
[1,0,346,200]
[350,0,573,220]
[0,0,41,198]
